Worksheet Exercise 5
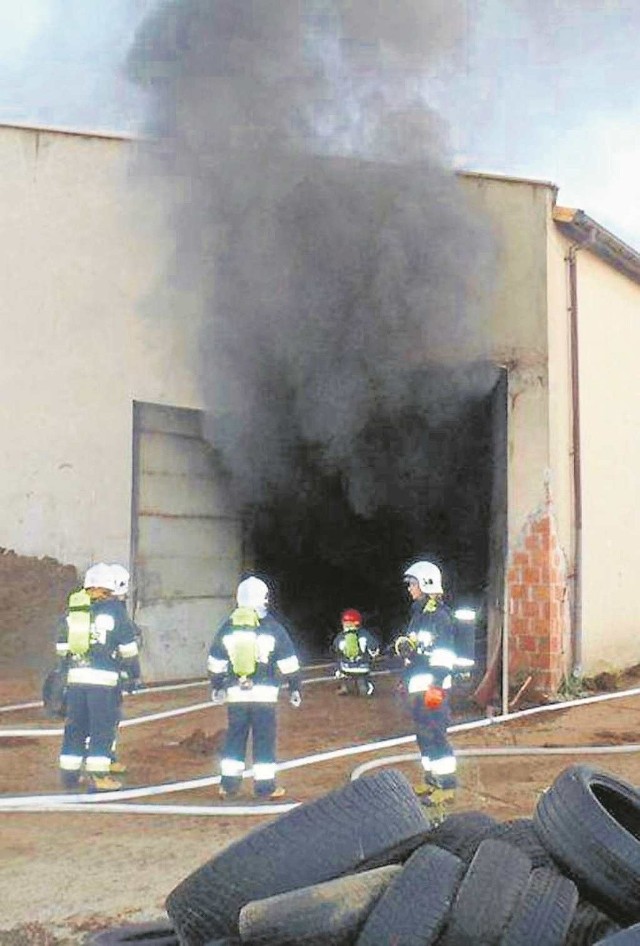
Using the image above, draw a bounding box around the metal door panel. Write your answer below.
[138,472,233,518]
[136,402,202,438]
[137,515,240,559]
[132,402,243,682]
[137,554,240,602]
[139,433,218,479]
[135,598,231,682]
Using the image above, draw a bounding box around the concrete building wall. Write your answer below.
[459,174,554,530]
[576,249,640,673]
[460,173,573,691]
[0,125,204,572]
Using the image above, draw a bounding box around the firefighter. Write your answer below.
[107,563,144,775]
[208,575,302,800]
[393,560,457,805]
[332,608,380,696]
[57,562,141,792]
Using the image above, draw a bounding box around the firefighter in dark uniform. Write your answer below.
[208,575,302,800]
[332,608,380,696]
[394,560,457,805]
[57,562,141,792]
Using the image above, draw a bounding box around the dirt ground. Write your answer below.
[2,551,640,945]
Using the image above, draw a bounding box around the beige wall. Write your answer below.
[575,249,640,672]
[459,174,555,541]
[0,125,204,571]
[545,225,574,567]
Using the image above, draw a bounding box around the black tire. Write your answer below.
[351,824,435,873]
[498,867,578,946]
[489,818,556,869]
[87,922,178,946]
[428,811,500,865]
[438,839,532,946]
[592,924,640,944]
[238,864,400,946]
[356,844,466,946]
[533,764,640,923]
[166,769,430,946]
[565,900,621,946]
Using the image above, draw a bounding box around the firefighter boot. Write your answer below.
[413,775,440,798]
[218,786,240,800]
[60,771,81,791]
[110,761,127,775]
[254,784,286,800]
[88,774,123,792]
[420,776,457,810]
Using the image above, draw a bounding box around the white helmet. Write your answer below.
[110,564,130,597]
[236,576,269,618]
[83,562,117,592]
[404,561,443,595]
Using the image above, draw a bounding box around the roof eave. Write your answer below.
[553,206,640,286]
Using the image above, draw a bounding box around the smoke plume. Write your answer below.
[128,0,497,524]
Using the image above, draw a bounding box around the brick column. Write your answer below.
[506,508,570,695]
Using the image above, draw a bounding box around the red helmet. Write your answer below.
[341,608,362,628]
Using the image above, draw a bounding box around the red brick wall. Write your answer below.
[506,509,570,694]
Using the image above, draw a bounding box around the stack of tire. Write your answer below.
[92,764,640,946]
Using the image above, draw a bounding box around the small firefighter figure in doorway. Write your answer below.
[332,608,380,697]
[394,560,458,808]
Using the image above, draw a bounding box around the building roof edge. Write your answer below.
[553,206,640,286]
[0,120,140,142]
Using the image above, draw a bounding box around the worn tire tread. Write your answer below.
[357,844,465,946]
[166,769,429,945]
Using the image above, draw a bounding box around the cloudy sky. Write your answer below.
[0,0,638,247]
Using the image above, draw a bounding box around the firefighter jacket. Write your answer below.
[332,628,380,675]
[56,597,141,688]
[207,611,301,704]
[398,597,456,695]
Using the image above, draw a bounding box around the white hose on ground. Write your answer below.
[0,682,211,715]
[0,801,298,815]
[3,729,640,815]
[0,672,391,738]
[0,670,635,740]
[0,700,43,714]
[3,740,640,816]
[350,743,640,781]
[0,662,340,714]
[3,677,640,815]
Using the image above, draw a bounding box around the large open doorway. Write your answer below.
[245,366,508,671]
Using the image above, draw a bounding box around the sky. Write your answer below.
[0,0,638,248]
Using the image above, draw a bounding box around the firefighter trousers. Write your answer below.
[411,693,457,787]
[220,702,277,796]
[59,685,119,780]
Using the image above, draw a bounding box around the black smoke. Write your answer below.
[127,1,499,647]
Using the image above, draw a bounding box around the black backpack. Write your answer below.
[42,664,68,719]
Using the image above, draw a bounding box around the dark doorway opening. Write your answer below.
[245,365,507,669]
